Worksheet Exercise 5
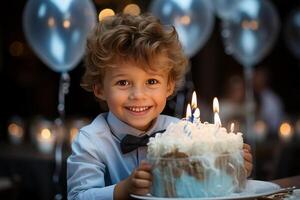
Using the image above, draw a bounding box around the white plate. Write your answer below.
[131,180,281,200]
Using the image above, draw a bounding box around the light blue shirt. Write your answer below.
[67,112,179,200]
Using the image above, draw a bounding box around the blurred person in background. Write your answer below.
[219,75,246,132]
[253,67,285,134]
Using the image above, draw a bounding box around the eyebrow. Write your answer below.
[110,73,128,79]
[145,69,167,75]
[147,72,166,79]
[111,70,166,77]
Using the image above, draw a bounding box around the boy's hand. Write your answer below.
[114,161,152,199]
[127,160,152,195]
[243,143,253,177]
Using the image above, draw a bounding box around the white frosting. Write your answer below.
[147,120,244,158]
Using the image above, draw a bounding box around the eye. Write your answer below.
[147,79,158,85]
[116,80,129,86]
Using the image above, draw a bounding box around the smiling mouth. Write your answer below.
[126,106,151,112]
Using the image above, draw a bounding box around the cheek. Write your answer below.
[156,98,167,113]
[105,90,127,106]
[152,92,168,107]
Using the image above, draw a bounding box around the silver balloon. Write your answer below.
[23,0,97,73]
[222,0,280,68]
[150,0,215,58]
[285,8,300,60]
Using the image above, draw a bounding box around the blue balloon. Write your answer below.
[222,0,280,67]
[285,8,300,60]
[23,0,96,73]
[150,0,215,58]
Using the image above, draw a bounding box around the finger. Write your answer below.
[132,178,152,188]
[244,152,253,163]
[134,170,152,181]
[243,152,253,177]
[245,162,253,177]
[139,161,152,171]
[243,143,251,152]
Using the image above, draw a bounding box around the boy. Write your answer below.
[67,13,253,200]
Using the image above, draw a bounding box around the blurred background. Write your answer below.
[0,0,300,199]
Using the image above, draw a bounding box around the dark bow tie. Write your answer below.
[120,129,165,154]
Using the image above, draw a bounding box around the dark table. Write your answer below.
[272,175,300,188]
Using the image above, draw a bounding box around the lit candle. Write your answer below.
[193,108,200,124]
[36,128,55,154]
[183,104,192,136]
[230,123,235,133]
[213,97,221,127]
[191,91,197,111]
[191,91,201,124]
[279,122,293,143]
[186,103,192,122]
[8,122,24,145]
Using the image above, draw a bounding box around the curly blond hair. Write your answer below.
[81,13,188,94]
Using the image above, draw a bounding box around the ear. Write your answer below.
[166,80,175,98]
[93,84,106,101]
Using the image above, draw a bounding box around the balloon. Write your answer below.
[212,0,239,20]
[285,8,300,60]
[23,0,96,73]
[150,0,215,58]
[222,0,280,68]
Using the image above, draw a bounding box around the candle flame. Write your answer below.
[230,123,235,133]
[186,104,192,120]
[213,97,221,126]
[191,91,197,109]
[213,97,219,113]
[41,128,52,139]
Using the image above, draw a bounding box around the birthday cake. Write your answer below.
[147,99,247,198]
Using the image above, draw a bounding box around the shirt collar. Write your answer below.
[106,111,164,139]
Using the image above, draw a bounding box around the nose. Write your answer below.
[129,85,146,100]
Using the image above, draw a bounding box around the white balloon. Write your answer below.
[222,0,280,68]
[23,0,97,73]
[150,0,215,58]
[285,8,300,60]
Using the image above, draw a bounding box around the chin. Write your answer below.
[123,114,157,130]
[128,120,152,131]
[131,124,150,131]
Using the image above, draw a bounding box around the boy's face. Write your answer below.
[94,58,175,131]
